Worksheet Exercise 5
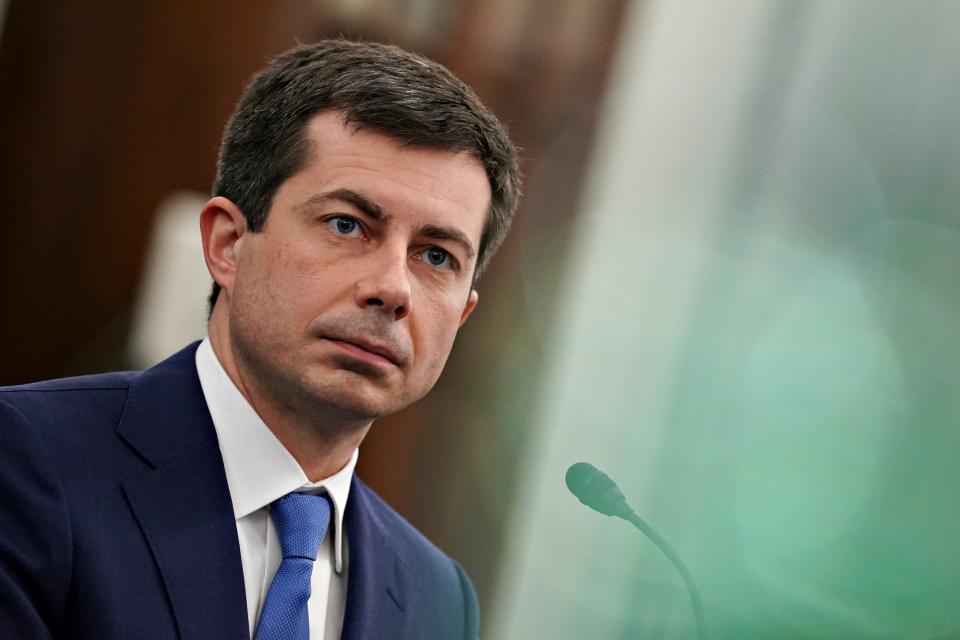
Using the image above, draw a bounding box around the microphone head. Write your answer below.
[565,462,634,519]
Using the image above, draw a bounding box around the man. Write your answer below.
[0,39,520,639]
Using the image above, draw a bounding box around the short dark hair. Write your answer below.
[208,39,521,310]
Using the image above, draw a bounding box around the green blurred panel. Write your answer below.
[492,0,960,638]
[661,224,960,638]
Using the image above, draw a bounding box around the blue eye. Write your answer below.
[329,216,361,236]
[422,247,452,270]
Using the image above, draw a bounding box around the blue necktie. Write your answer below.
[254,492,333,640]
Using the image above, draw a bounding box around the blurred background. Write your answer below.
[1,1,959,638]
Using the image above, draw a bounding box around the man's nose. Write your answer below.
[354,248,412,321]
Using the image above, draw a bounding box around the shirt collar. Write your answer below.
[195,338,356,573]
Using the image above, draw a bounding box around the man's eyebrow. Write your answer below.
[298,188,387,221]
[421,224,476,262]
[297,189,476,261]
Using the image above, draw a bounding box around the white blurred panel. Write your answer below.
[128,191,210,368]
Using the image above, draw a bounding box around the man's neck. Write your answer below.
[207,308,370,482]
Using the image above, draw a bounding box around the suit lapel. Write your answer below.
[118,344,249,640]
[341,479,415,640]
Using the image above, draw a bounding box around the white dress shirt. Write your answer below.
[195,338,356,640]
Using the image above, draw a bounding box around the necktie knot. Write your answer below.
[271,492,332,560]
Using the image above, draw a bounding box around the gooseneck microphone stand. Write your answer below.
[566,462,708,640]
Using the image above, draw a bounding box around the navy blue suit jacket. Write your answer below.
[0,343,478,639]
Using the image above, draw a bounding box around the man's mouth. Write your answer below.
[325,336,401,368]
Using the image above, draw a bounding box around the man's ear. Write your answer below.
[199,196,247,296]
[459,289,479,327]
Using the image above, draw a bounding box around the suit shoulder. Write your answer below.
[351,478,480,638]
[351,478,476,588]
[352,477,451,561]
[1,370,136,394]
[0,371,136,439]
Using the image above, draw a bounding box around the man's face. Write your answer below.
[226,111,489,424]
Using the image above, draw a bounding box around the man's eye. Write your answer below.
[420,247,452,270]
[328,216,362,237]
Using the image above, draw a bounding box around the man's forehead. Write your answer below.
[303,111,486,174]
[294,111,491,238]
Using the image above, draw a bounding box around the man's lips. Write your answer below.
[325,336,402,367]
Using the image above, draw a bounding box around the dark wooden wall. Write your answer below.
[0,0,629,621]
[0,1,320,382]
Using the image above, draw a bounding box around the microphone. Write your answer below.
[565,462,708,640]
[565,461,635,519]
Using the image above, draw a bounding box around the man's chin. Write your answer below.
[298,378,402,424]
